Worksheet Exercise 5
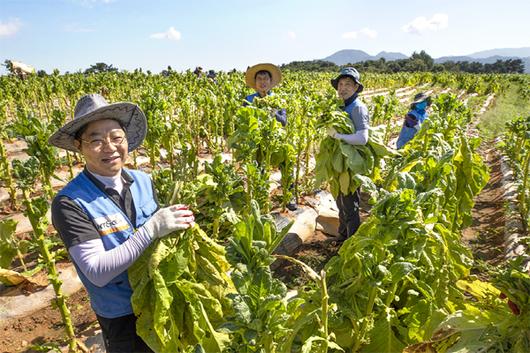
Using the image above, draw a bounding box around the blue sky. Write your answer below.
[1,0,529,74]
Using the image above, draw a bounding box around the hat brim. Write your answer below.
[245,63,282,90]
[48,102,147,153]
[331,75,364,93]
[412,97,429,104]
[412,93,430,104]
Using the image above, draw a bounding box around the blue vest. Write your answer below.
[245,92,262,104]
[58,169,158,318]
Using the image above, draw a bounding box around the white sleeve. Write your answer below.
[335,129,369,146]
[69,227,154,287]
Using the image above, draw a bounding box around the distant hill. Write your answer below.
[323,50,407,65]
[374,51,408,61]
[467,47,530,59]
[435,55,530,73]
[323,50,373,65]
[323,47,530,73]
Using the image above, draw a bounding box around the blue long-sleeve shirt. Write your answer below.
[243,92,287,126]
[396,109,428,149]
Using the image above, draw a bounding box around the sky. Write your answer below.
[1,0,529,74]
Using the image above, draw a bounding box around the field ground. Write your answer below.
[0,143,509,353]
[478,84,530,140]
[0,76,527,352]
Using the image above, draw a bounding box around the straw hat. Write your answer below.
[245,63,282,90]
[48,94,147,153]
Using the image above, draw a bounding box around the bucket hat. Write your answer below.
[245,63,282,90]
[48,94,147,153]
[411,92,431,104]
[331,67,364,93]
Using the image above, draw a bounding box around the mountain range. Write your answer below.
[323,47,530,73]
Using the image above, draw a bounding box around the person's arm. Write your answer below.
[69,227,153,287]
[52,196,193,287]
[334,104,369,145]
[335,129,369,145]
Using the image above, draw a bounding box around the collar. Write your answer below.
[342,93,358,108]
[256,91,272,98]
[83,168,134,192]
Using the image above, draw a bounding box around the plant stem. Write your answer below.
[22,190,86,352]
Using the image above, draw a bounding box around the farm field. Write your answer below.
[1,70,530,353]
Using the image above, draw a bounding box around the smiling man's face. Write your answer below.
[75,119,128,176]
[255,71,272,97]
[337,77,359,100]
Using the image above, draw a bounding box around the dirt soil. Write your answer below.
[0,285,97,353]
[462,145,507,268]
[0,144,510,352]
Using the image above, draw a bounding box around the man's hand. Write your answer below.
[143,204,195,239]
[327,127,338,138]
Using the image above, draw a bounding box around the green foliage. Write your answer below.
[411,258,530,353]
[0,219,27,269]
[129,225,234,352]
[315,108,393,197]
[223,200,297,352]
[9,110,61,198]
[84,62,119,75]
[170,154,246,239]
[2,69,527,352]
[500,114,530,231]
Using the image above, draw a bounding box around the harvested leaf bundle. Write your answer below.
[129,225,234,353]
[315,110,393,197]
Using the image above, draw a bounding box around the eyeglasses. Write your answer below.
[80,135,126,149]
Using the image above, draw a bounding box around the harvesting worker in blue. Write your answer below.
[328,67,370,239]
[49,94,195,353]
[243,62,287,127]
[243,63,297,210]
[396,92,431,149]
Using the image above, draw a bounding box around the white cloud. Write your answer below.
[359,28,378,39]
[287,31,297,40]
[150,27,181,41]
[342,27,378,40]
[0,18,22,37]
[402,13,448,35]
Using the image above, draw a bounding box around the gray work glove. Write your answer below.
[143,204,195,239]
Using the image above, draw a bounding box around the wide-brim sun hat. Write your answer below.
[48,93,147,153]
[331,67,364,93]
[245,63,282,90]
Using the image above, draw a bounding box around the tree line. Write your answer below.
[280,51,525,74]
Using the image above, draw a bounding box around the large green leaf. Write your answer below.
[0,219,19,269]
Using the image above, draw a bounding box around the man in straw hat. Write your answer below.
[49,94,194,352]
[396,92,431,149]
[243,63,297,210]
[243,62,287,126]
[328,67,370,239]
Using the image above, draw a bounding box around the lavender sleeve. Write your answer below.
[69,226,154,287]
[335,129,369,146]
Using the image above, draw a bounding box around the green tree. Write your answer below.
[84,62,119,74]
